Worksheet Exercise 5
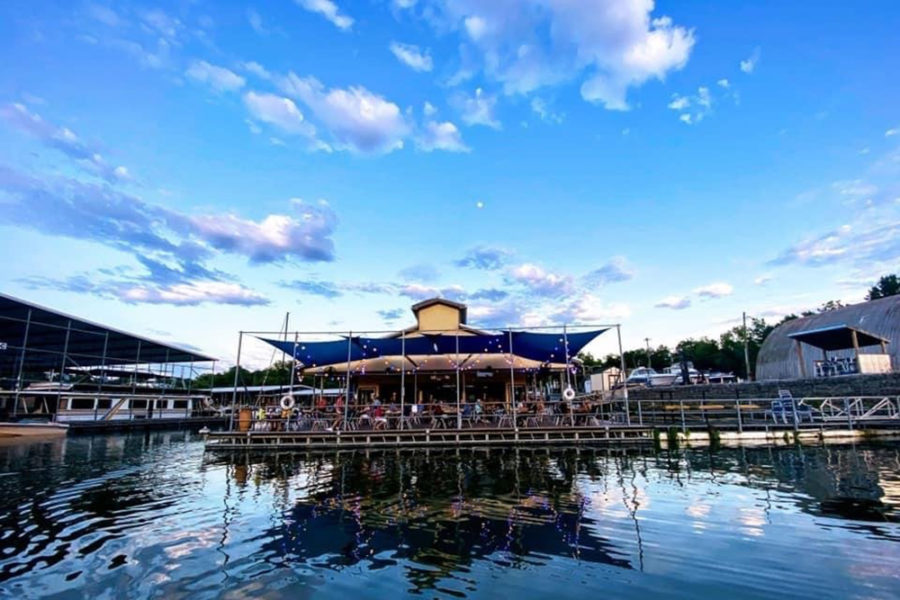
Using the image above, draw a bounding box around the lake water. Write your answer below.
[0,433,898,599]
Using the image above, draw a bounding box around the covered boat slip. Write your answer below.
[0,293,218,424]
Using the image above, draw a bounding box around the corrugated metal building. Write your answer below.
[756,295,900,380]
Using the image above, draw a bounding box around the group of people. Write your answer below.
[250,392,599,431]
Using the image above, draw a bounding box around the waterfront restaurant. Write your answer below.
[248,298,622,429]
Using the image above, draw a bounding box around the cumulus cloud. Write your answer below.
[280,73,410,154]
[469,288,509,302]
[294,0,353,30]
[390,42,433,72]
[454,245,512,270]
[453,88,501,129]
[754,275,773,286]
[0,165,338,266]
[420,1,693,111]
[887,128,899,137]
[693,282,734,298]
[378,308,405,322]
[1,103,131,183]
[507,263,574,297]
[186,60,246,92]
[668,86,713,124]
[717,78,730,88]
[247,8,267,34]
[740,48,760,73]
[417,120,470,152]
[243,91,318,139]
[583,257,634,286]
[550,293,631,323]
[655,295,691,310]
[398,263,440,282]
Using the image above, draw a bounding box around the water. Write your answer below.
[0,434,898,599]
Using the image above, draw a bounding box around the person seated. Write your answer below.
[315,395,328,417]
[373,404,388,430]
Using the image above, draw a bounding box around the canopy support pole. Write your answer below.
[851,330,861,372]
[564,325,574,428]
[13,308,32,418]
[617,324,630,425]
[456,331,462,429]
[56,319,71,419]
[400,331,406,430]
[229,332,242,431]
[290,333,298,399]
[509,330,517,431]
[343,332,352,430]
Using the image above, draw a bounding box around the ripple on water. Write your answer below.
[1,435,899,599]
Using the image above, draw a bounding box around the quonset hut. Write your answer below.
[756,295,900,380]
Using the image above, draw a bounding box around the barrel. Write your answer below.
[238,408,252,432]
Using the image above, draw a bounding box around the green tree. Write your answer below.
[866,274,900,300]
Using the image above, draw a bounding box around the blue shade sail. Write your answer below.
[259,329,607,368]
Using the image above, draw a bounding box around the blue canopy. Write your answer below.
[260,329,607,368]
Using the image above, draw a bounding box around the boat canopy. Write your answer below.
[260,329,608,369]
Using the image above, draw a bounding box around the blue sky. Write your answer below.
[1,0,898,365]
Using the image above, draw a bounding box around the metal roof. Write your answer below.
[787,324,889,351]
[0,293,214,371]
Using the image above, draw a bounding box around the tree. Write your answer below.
[866,274,900,300]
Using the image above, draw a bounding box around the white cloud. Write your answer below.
[655,295,691,310]
[754,275,773,286]
[247,8,267,34]
[239,61,272,81]
[139,9,182,40]
[508,263,574,297]
[530,97,563,123]
[280,73,410,154]
[423,101,437,116]
[294,0,353,31]
[422,1,694,111]
[551,294,631,323]
[453,88,500,129]
[740,48,760,73]
[694,282,734,298]
[243,91,317,138]
[389,42,433,72]
[0,103,130,183]
[770,219,900,269]
[667,94,690,110]
[679,113,692,124]
[717,78,730,88]
[120,281,268,306]
[417,121,470,152]
[583,257,634,285]
[186,60,246,92]
[886,128,899,137]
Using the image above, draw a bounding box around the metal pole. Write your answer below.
[617,325,630,425]
[400,331,406,430]
[456,331,461,429]
[343,331,352,430]
[132,340,141,396]
[289,333,298,398]
[564,325,574,428]
[57,319,72,416]
[742,312,751,381]
[12,308,32,417]
[509,330,517,430]
[229,332,242,431]
[736,398,743,433]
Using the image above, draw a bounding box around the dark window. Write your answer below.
[173,400,188,410]
[96,399,112,410]
[71,398,94,410]
[131,399,147,409]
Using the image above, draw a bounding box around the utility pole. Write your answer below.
[644,337,652,369]
[742,311,752,381]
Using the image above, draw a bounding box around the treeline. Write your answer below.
[579,274,899,379]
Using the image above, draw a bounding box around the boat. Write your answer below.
[625,367,680,387]
[0,420,68,438]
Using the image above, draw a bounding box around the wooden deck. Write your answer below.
[203,425,656,450]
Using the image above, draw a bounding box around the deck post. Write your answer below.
[343,331,352,430]
[132,340,142,396]
[12,307,32,417]
[564,325,574,428]
[617,324,631,425]
[400,331,406,430]
[508,329,517,431]
[679,399,686,434]
[229,332,242,431]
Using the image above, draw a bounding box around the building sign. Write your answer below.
[475,371,494,378]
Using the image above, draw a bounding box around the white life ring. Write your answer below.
[562,387,576,401]
[280,395,295,410]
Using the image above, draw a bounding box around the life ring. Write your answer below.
[280,395,295,410]
[562,387,576,401]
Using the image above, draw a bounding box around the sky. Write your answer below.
[0,0,899,367]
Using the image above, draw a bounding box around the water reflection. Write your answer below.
[0,437,898,599]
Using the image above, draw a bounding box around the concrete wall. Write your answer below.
[626,372,900,401]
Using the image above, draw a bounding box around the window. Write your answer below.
[96,399,112,410]
[71,398,94,410]
[173,400,188,410]
[131,399,147,409]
